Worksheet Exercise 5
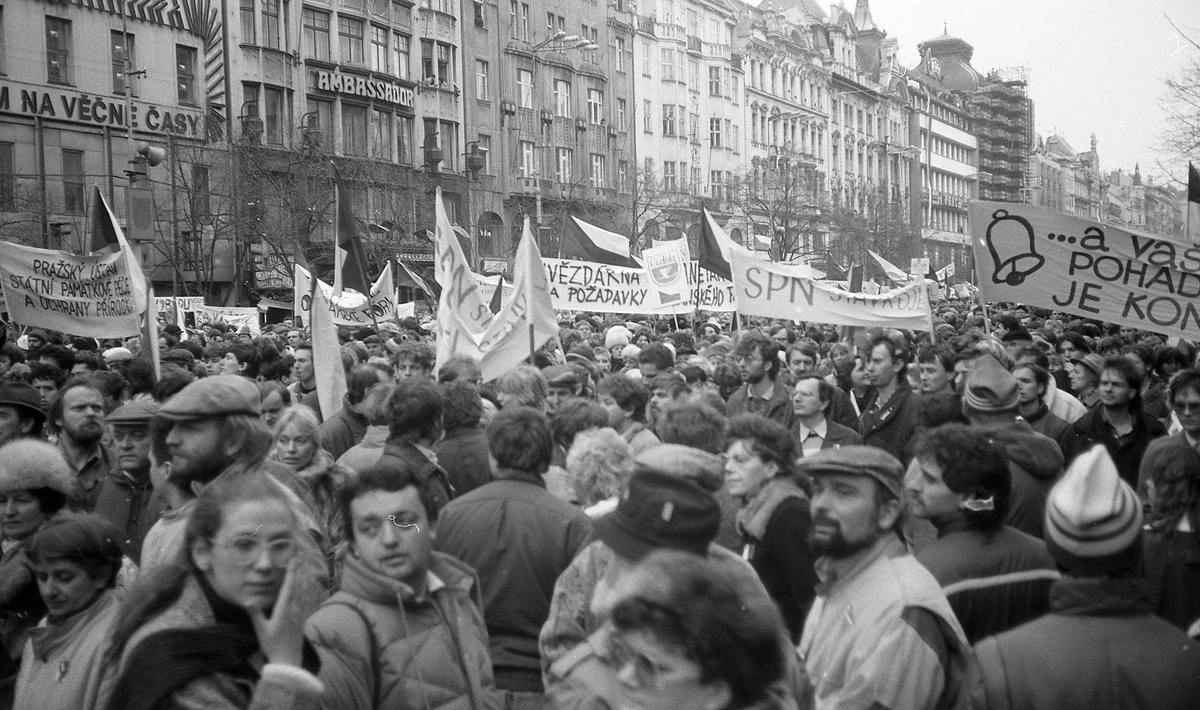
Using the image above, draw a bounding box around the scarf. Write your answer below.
[736,477,809,541]
[111,573,320,710]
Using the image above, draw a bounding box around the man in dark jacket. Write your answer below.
[963,354,1063,538]
[727,332,795,429]
[859,333,922,463]
[435,406,592,701]
[93,399,162,560]
[433,380,492,496]
[968,445,1200,709]
[319,365,389,460]
[1061,355,1166,488]
[373,377,454,515]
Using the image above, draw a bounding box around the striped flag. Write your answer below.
[331,165,372,297]
[1188,162,1200,244]
[560,216,641,268]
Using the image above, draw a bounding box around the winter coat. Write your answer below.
[435,469,592,688]
[915,519,1059,644]
[798,535,970,710]
[736,477,817,643]
[336,425,389,474]
[305,552,506,710]
[434,425,493,497]
[1021,402,1069,448]
[1142,510,1200,632]
[100,574,325,710]
[0,540,43,666]
[292,449,351,554]
[92,469,161,563]
[1062,408,1166,488]
[318,403,370,461]
[618,423,659,456]
[969,577,1200,710]
[727,377,796,430]
[1042,378,1087,424]
[374,440,454,515]
[858,382,923,464]
[13,590,119,710]
[974,419,1063,538]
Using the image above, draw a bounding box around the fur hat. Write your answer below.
[605,325,632,349]
[0,440,74,497]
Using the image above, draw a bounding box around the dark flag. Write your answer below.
[823,253,848,281]
[1188,162,1200,244]
[697,208,732,281]
[849,263,864,293]
[88,186,121,254]
[488,278,505,314]
[332,164,372,296]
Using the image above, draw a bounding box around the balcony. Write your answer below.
[637,15,655,35]
[703,41,731,60]
[656,22,685,42]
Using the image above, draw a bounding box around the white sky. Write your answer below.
[812,0,1200,186]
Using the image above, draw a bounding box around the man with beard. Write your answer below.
[49,381,116,511]
[796,446,970,710]
[727,332,794,428]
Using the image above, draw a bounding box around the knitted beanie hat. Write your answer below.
[963,354,1019,413]
[1044,444,1143,574]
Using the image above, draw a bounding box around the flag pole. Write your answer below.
[526,217,536,363]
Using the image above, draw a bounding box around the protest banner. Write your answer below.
[191,305,260,335]
[434,188,492,369]
[643,240,692,307]
[293,263,396,327]
[543,258,737,314]
[968,201,1200,340]
[0,242,139,337]
[936,263,956,282]
[730,251,933,331]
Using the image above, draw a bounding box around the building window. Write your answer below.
[46,17,71,84]
[555,147,572,183]
[190,164,211,223]
[518,2,529,40]
[392,33,410,79]
[660,48,675,81]
[616,98,626,130]
[421,39,434,80]
[617,161,628,193]
[643,99,652,133]
[62,150,84,213]
[339,17,364,64]
[440,121,458,171]
[519,140,535,176]
[710,116,722,148]
[176,45,197,105]
[473,0,485,28]
[663,161,677,190]
[710,170,723,200]
[641,43,651,76]
[476,60,489,100]
[304,98,334,149]
[343,104,368,156]
[436,42,452,83]
[264,87,285,145]
[111,31,135,96]
[397,114,414,163]
[371,109,393,159]
[553,79,572,117]
[587,89,603,124]
[477,134,491,173]
[517,68,533,108]
[261,0,281,49]
[240,0,256,44]
[662,104,677,136]
[615,37,626,72]
[371,25,388,72]
[590,153,605,188]
[303,9,330,60]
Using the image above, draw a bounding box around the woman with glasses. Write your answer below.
[583,549,791,710]
[99,473,324,710]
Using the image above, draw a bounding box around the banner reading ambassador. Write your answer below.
[730,251,933,330]
[0,243,140,337]
[968,201,1200,340]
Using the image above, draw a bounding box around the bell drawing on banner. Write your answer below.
[985,209,1045,286]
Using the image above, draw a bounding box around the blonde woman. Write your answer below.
[269,405,350,559]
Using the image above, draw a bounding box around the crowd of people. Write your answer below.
[0,301,1198,710]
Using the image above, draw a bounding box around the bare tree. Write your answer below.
[729,158,825,262]
[1158,17,1200,181]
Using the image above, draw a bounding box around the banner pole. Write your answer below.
[980,297,993,338]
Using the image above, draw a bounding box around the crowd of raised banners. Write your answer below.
[2,189,1199,350]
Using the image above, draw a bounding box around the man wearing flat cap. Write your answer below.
[797,445,970,710]
[543,364,582,416]
[92,399,162,559]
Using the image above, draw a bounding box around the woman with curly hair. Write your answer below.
[269,405,350,561]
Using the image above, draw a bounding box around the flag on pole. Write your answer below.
[823,253,848,281]
[868,249,910,283]
[331,165,372,297]
[488,278,505,315]
[88,185,148,314]
[560,216,641,268]
[396,259,435,299]
[141,282,161,379]
[309,280,347,419]
[697,208,745,281]
[477,216,559,382]
[433,187,493,371]
[1188,162,1200,244]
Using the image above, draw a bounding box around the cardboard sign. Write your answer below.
[731,251,933,330]
[0,243,139,337]
[190,305,260,335]
[642,240,692,307]
[543,258,738,314]
[969,201,1200,340]
[294,263,397,327]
